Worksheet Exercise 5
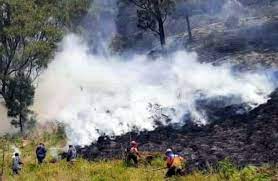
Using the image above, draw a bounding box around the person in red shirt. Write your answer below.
[127,141,141,167]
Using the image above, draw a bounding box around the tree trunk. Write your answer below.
[1,80,7,100]
[158,18,166,47]
[186,15,192,42]
[153,0,166,47]
[19,114,23,134]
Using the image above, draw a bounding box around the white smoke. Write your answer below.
[34,34,275,145]
[49,147,63,160]
[11,145,21,156]
[0,104,16,134]
[221,0,247,19]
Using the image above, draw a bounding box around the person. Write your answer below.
[165,148,185,177]
[126,141,140,167]
[12,153,23,175]
[66,145,77,162]
[36,143,47,164]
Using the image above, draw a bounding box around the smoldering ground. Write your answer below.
[33,35,276,145]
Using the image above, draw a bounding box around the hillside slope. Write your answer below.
[80,89,278,169]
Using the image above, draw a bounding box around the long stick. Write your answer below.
[148,167,167,172]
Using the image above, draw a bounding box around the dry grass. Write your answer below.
[0,134,277,181]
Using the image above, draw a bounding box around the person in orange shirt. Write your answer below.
[165,148,185,177]
[127,141,141,167]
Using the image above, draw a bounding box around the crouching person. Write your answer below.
[67,145,77,163]
[165,148,184,177]
[12,153,23,175]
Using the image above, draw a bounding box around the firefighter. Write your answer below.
[165,148,184,177]
[67,145,77,162]
[12,153,23,175]
[36,143,47,164]
[126,141,141,167]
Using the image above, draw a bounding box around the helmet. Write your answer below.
[131,141,137,145]
[165,148,172,154]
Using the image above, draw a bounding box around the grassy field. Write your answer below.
[0,133,277,181]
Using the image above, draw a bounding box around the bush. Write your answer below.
[218,159,240,180]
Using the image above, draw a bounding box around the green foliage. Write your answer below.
[240,166,270,181]
[150,156,164,168]
[0,0,91,134]
[217,159,272,181]
[51,0,92,32]
[129,0,175,46]
[5,73,35,133]
[218,159,240,180]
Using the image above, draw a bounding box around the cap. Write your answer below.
[131,141,137,145]
[165,148,172,153]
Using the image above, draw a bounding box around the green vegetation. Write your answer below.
[0,0,91,132]
[0,134,277,181]
[5,73,35,134]
[129,0,175,47]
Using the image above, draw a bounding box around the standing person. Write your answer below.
[11,153,23,175]
[66,145,77,162]
[126,141,141,167]
[36,143,47,164]
[165,148,184,177]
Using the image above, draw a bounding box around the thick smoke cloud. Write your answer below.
[34,35,275,145]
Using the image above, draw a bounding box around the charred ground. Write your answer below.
[79,89,278,170]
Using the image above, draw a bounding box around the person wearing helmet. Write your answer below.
[165,148,184,177]
[126,141,141,167]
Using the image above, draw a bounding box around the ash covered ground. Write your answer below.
[79,88,278,169]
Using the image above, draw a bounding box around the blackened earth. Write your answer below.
[78,89,278,170]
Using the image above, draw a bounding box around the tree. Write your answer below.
[54,0,92,32]
[129,0,175,47]
[5,73,35,134]
[185,14,192,42]
[0,0,63,102]
[174,0,193,42]
[0,0,91,131]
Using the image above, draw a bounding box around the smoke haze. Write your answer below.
[0,104,16,134]
[34,35,276,145]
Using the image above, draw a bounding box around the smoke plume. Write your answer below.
[33,34,276,145]
[11,145,21,156]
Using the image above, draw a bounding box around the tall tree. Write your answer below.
[175,0,193,42]
[0,0,63,102]
[185,14,192,42]
[0,0,91,131]
[55,0,92,32]
[129,0,175,47]
[5,73,35,134]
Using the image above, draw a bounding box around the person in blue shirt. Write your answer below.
[36,143,47,164]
